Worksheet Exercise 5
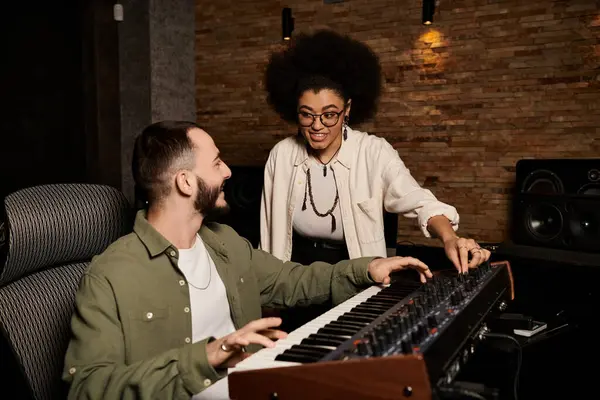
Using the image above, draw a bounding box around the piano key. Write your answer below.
[317,326,357,336]
[275,344,334,363]
[306,332,348,342]
[319,321,366,332]
[273,352,319,363]
[352,303,389,311]
[289,344,334,354]
[301,336,346,347]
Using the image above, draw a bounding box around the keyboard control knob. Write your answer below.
[357,339,371,356]
[411,329,420,343]
[400,340,411,354]
[464,280,473,292]
[390,320,401,336]
[377,333,388,348]
[427,315,438,328]
[427,294,436,306]
[371,336,383,356]
[416,305,425,317]
[451,293,460,306]
[400,317,409,333]
[384,328,395,344]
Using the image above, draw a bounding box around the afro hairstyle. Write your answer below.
[264,29,382,125]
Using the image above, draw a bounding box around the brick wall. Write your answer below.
[195,0,600,245]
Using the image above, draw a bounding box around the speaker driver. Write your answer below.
[525,203,563,240]
[522,169,564,194]
[569,209,599,240]
[224,179,262,210]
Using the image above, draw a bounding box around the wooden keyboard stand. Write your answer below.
[228,354,431,400]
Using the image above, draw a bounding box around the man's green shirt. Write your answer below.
[63,210,376,399]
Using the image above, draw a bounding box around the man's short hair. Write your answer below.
[132,120,199,205]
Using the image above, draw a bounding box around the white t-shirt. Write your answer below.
[293,157,345,242]
[178,234,236,344]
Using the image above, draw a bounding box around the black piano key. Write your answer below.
[274,352,319,363]
[365,298,398,305]
[289,344,332,354]
[376,290,416,297]
[380,287,419,295]
[363,301,400,309]
[318,326,358,336]
[337,316,374,325]
[307,333,348,342]
[380,287,421,297]
[338,314,375,323]
[322,328,361,336]
[354,303,389,311]
[341,310,381,319]
[301,337,345,347]
[353,303,388,311]
[277,348,328,362]
[323,322,364,333]
[353,302,391,310]
[279,347,327,360]
[326,320,367,329]
[352,304,389,313]
[379,292,417,300]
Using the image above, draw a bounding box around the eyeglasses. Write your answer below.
[297,109,345,128]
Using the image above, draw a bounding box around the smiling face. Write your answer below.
[186,127,232,216]
[297,89,351,156]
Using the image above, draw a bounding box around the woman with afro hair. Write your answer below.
[260,30,491,329]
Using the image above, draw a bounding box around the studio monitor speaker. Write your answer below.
[511,193,600,253]
[511,158,600,253]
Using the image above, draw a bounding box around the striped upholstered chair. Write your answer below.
[0,183,133,399]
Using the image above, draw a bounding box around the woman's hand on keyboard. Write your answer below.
[368,256,433,285]
[207,317,288,368]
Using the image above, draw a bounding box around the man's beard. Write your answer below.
[194,176,229,220]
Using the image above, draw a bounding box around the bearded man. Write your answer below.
[62,120,432,400]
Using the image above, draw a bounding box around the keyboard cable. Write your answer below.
[482,332,522,400]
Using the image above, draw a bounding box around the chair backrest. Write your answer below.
[0,183,133,400]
